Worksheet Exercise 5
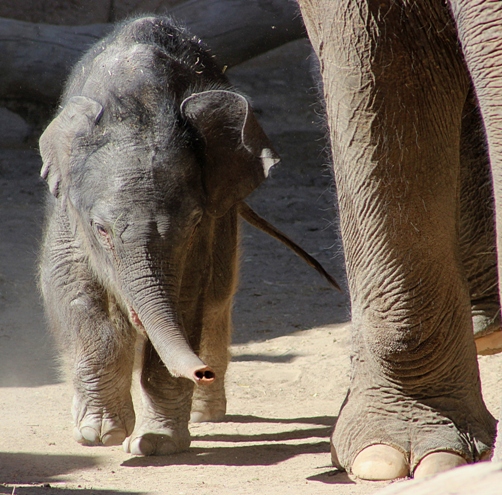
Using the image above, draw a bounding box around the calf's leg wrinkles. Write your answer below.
[41,212,137,447]
[123,339,193,455]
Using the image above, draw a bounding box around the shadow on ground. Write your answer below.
[0,453,99,485]
[307,470,359,485]
[119,414,336,468]
[121,442,330,469]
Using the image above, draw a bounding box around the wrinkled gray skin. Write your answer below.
[39,16,279,455]
[297,0,502,480]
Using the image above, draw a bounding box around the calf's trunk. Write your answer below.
[124,269,214,385]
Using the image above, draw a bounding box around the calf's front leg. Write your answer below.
[40,210,137,446]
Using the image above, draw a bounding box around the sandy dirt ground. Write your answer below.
[0,39,501,495]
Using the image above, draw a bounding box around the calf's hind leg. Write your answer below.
[188,212,238,423]
[190,303,232,423]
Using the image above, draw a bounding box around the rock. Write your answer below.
[0,107,32,148]
[375,461,502,495]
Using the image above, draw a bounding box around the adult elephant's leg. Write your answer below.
[459,90,501,354]
[449,0,502,463]
[298,0,496,480]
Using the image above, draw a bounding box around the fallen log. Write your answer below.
[171,0,306,67]
[0,0,305,103]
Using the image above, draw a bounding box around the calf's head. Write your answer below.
[39,90,279,384]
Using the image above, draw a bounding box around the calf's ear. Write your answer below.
[39,96,103,198]
[181,90,280,217]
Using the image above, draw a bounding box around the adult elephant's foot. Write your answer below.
[413,452,467,478]
[349,445,409,480]
[72,393,135,446]
[123,420,190,456]
[331,357,496,480]
[348,446,469,480]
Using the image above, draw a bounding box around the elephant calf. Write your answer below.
[39,16,279,455]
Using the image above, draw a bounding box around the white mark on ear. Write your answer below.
[70,296,90,308]
[260,148,280,177]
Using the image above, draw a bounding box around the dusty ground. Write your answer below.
[0,39,501,495]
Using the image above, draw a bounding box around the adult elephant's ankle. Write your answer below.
[350,297,475,373]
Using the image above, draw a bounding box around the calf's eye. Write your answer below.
[95,223,108,236]
[90,220,109,239]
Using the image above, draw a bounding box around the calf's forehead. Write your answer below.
[69,137,203,217]
[69,43,162,104]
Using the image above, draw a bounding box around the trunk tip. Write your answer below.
[193,366,215,385]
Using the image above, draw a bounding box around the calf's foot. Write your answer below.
[72,393,135,446]
[123,416,190,455]
[129,339,193,455]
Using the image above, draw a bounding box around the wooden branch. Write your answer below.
[0,0,305,103]
[171,0,306,67]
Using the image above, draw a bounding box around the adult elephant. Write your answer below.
[296,0,502,481]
